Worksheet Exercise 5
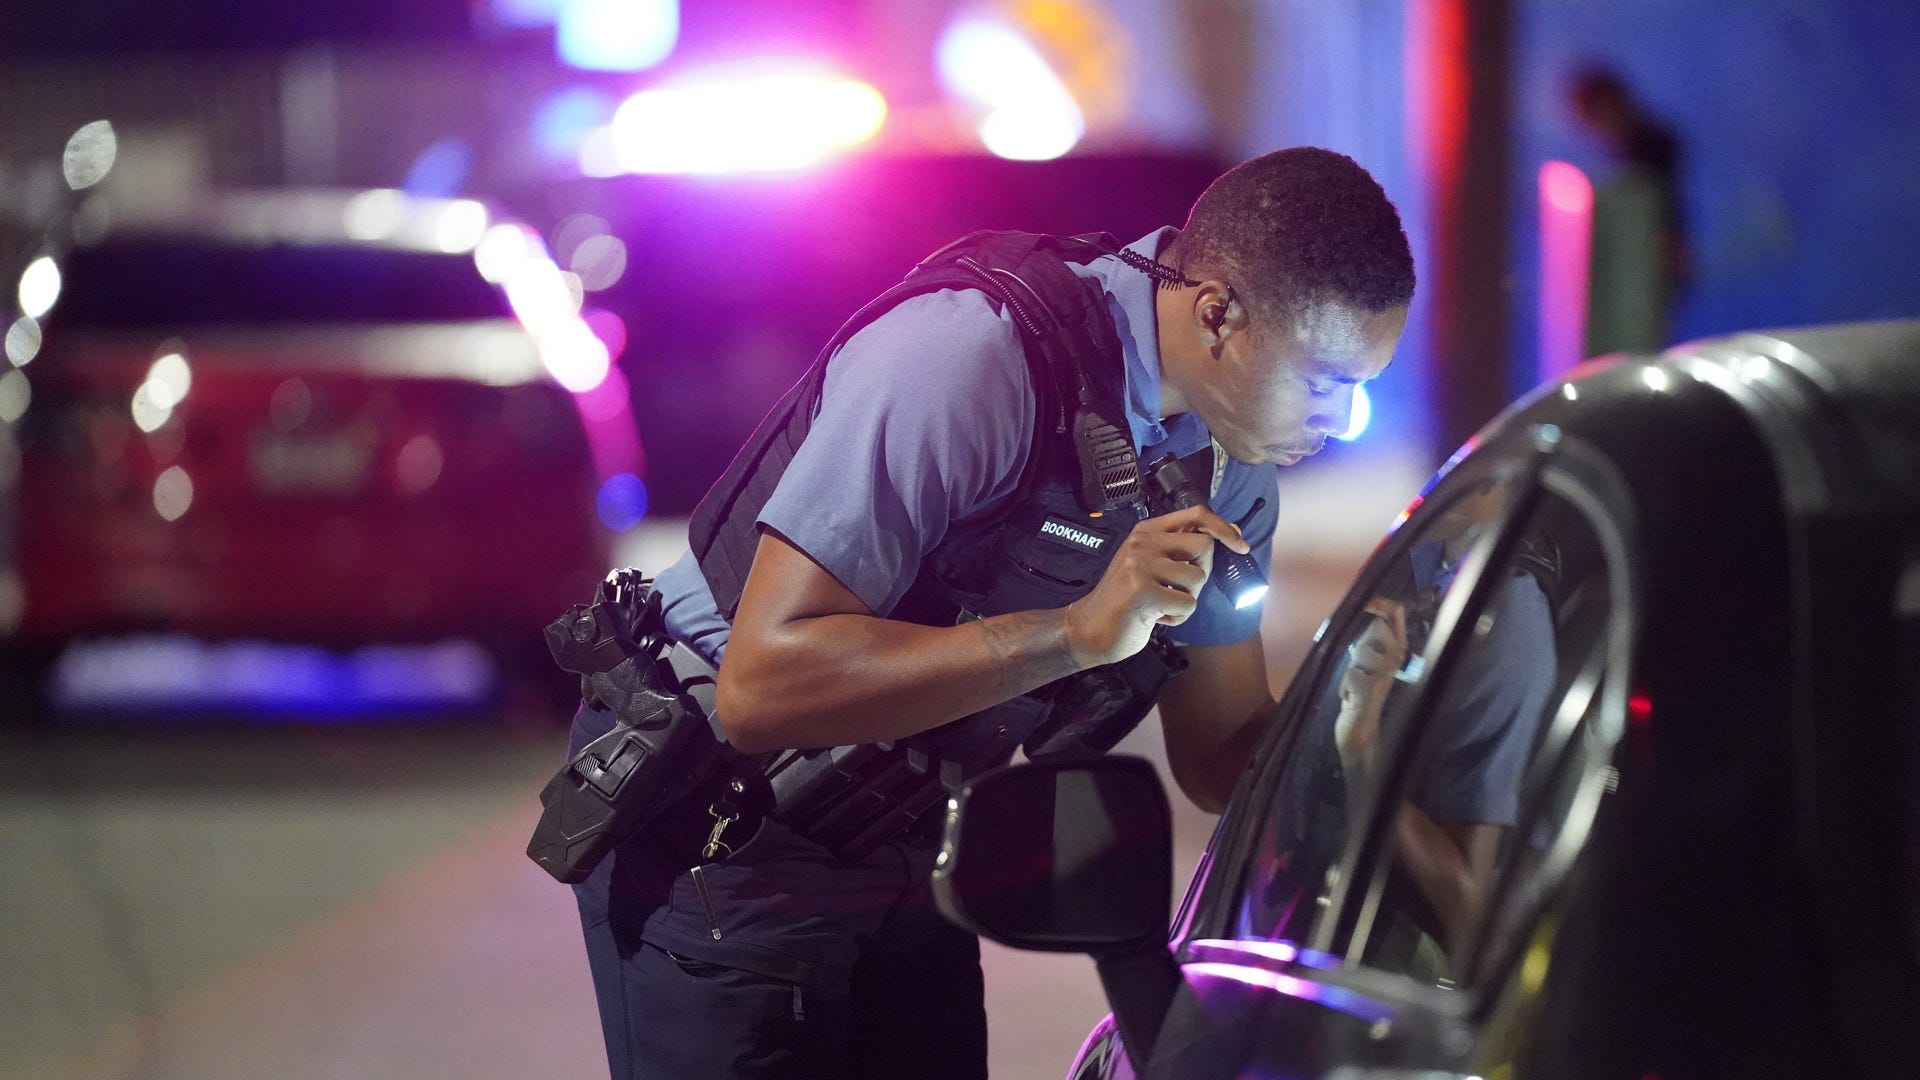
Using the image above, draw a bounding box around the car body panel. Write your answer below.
[1049,319,1920,1080]
[5,189,639,689]
[18,322,602,642]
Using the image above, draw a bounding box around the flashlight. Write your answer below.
[1143,452,1270,610]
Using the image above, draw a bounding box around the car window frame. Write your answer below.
[1451,437,1638,1000]
[1335,430,1640,999]
[1178,424,1639,1009]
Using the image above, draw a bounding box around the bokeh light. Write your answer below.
[533,87,616,162]
[577,126,623,178]
[536,318,612,392]
[474,223,536,284]
[596,472,650,530]
[342,189,407,241]
[432,199,490,253]
[6,318,41,366]
[402,139,474,199]
[270,378,314,433]
[936,16,1085,160]
[978,106,1084,161]
[557,0,678,73]
[487,0,562,31]
[607,67,887,174]
[551,213,611,266]
[0,370,29,424]
[395,433,446,494]
[144,351,192,410]
[505,255,580,328]
[153,465,194,521]
[131,384,173,433]
[583,309,628,360]
[1540,159,1593,215]
[18,257,61,319]
[570,234,627,291]
[62,120,118,190]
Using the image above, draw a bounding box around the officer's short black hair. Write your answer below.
[1168,147,1415,321]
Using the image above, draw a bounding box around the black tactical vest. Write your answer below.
[688,232,1189,817]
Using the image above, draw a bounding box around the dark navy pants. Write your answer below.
[568,708,989,1080]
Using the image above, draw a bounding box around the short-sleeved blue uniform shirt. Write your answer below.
[653,228,1280,667]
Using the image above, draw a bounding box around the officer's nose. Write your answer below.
[1307,385,1354,437]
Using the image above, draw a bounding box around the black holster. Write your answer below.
[526,570,731,884]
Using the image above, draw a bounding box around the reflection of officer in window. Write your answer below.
[1372,530,1556,959]
[1243,489,1555,963]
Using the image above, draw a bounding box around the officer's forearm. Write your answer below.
[1157,635,1275,812]
[716,606,1084,753]
[1392,811,1502,954]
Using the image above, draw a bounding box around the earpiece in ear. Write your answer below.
[1206,285,1238,333]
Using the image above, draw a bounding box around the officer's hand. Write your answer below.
[1063,505,1250,668]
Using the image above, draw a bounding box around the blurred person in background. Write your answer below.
[567,147,1414,1078]
[1569,64,1691,355]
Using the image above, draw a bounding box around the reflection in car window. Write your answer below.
[1354,530,1559,985]
[1230,472,1527,955]
[51,240,512,328]
[1231,468,1618,992]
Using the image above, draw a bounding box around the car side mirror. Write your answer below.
[933,754,1172,951]
[935,754,1185,1070]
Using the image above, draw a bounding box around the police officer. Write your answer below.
[570,147,1415,1078]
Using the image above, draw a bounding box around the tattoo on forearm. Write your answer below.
[979,610,1080,701]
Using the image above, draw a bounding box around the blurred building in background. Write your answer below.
[2,0,1918,509]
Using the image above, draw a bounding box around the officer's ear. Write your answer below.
[1194,282,1245,350]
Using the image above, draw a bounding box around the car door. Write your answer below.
[1071,423,1638,1080]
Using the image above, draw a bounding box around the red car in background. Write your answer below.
[2,188,644,715]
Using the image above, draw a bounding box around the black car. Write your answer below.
[934,320,1920,1079]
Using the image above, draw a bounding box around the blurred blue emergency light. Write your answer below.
[1334,383,1373,442]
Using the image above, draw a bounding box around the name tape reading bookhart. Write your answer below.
[1039,518,1107,551]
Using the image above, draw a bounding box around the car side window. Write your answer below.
[1222,444,1628,994]
[1224,468,1525,954]
[1345,481,1617,989]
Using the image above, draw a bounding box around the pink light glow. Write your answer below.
[1188,938,1300,964]
[475,220,639,485]
[1184,962,1395,1024]
[535,318,611,393]
[572,367,645,481]
[583,308,627,361]
[1538,160,1594,383]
